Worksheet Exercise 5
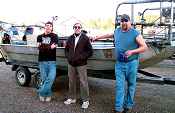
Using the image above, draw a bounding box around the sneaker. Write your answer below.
[39,96,45,102]
[64,98,76,105]
[45,96,51,102]
[81,101,89,109]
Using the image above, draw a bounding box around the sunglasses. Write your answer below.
[121,19,129,22]
[74,26,81,29]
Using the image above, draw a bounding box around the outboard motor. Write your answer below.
[2,33,11,44]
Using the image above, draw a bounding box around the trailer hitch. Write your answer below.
[138,69,175,85]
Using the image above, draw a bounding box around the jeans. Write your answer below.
[38,61,56,97]
[115,60,139,112]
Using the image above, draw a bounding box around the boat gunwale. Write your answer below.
[0,44,115,50]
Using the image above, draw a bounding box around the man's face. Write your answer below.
[44,23,53,34]
[73,23,82,34]
[120,18,130,31]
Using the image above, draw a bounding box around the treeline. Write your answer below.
[85,17,115,31]
[83,15,159,31]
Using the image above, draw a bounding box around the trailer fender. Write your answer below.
[12,65,19,71]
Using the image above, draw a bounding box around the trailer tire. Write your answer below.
[34,72,42,89]
[15,67,31,86]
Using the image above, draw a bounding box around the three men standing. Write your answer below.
[37,15,147,112]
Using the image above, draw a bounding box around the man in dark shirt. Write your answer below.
[37,21,58,102]
[64,23,93,109]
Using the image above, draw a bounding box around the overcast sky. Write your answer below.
[0,0,172,24]
[0,0,118,24]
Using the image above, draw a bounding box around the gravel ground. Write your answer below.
[0,61,175,113]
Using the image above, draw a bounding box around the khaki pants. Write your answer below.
[68,64,89,102]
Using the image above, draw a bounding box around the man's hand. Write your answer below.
[89,36,96,42]
[91,36,101,42]
[125,50,134,58]
[37,43,41,48]
[51,43,57,49]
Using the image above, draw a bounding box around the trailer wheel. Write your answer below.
[15,67,31,86]
[33,72,42,89]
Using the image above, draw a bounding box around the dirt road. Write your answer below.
[0,61,175,113]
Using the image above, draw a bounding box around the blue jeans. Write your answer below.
[38,61,56,97]
[115,60,139,112]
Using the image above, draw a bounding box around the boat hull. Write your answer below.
[0,43,174,71]
[0,44,116,71]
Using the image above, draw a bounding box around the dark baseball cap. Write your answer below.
[120,14,130,21]
[45,21,53,26]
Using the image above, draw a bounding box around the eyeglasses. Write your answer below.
[121,19,129,22]
[74,26,81,29]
